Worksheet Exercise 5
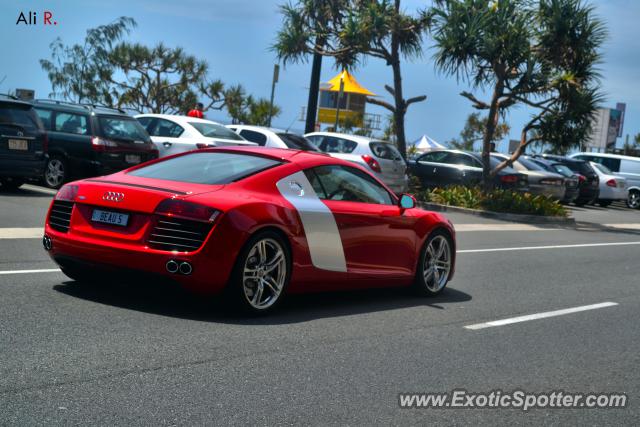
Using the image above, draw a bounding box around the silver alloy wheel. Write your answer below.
[423,235,451,292]
[628,191,640,209]
[45,158,65,188]
[242,238,287,310]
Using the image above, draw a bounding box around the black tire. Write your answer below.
[0,178,25,191]
[225,230,291,315]
[43,155,68,189]
[413,229,453,297]
[627,190,640,210]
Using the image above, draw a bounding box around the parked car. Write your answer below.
[523,156,580,203]
[32,100,158,188]
[226,125,320,152]
[533,155,599,206]
[569,152,640,209]
[491,153,566,200]
[408,150,528,191]
[43,147,456,314]
[305,132,409,193]
[587,162,628,207]
[135,114,256,157]
[0,95,47,190]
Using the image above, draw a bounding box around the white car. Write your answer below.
[589,161,628,207]
[305,132,409,194]
[136,114,256,157]
[226,125,320,151]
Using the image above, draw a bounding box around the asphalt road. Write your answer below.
[1,185,639,425]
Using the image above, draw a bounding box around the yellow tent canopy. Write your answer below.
[323,70,376,96]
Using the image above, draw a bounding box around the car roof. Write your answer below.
[304,131,379,144]
[227,124,286,133]
[0,95,33,108]
[31,99,130,116]
[573,152,640,161]
[135,113,225,126]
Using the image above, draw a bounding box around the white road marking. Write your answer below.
[0,268,61,275]
[454,224,558,232]
[465,302,619,330]
[21,184,57,195]
[0,228,44,239]
[458,241,640,253]
[603,223,640,230]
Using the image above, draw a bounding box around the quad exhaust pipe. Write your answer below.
[165,260,192,275]
[42,235,52,251]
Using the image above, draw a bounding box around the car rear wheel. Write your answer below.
[627,190,640,209]
[228,231,290,315]
[44,156,67,189]
[0,178,25,191]
[413,230,453,296]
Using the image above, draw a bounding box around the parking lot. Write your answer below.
[0,185,638,425]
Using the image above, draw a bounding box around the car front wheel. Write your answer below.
[413,230,453,296]
[228,231,290,315]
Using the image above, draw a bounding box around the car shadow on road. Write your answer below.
[0,186,54,198]
[52,280,472,325]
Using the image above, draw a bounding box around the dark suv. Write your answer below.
[533,154,599,206]
[32,100,158,188]
[0,95,47,190]
[408,149,529,191]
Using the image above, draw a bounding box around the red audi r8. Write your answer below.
[43,147,456,314]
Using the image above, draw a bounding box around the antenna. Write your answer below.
[285,114,298,132]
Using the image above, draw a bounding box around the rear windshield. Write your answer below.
[99,116,150,142]
[517,157,545,171]
[277,133,320,151]
[189,122,244,141]
[370,142,402,160]
[128,152,282,184]
[0,102,42,131]
[551,164,574,177]
[565,160,593,175]
[592,162,613,175]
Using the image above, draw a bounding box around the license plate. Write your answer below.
[91,209,129,227]
[125,154,141,164]
[8,139,28,150]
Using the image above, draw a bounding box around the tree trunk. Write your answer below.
[305,46,323,134]
[390,5,407,159]
[481,78,504,191]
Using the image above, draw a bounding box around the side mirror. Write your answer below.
[399,193,416,209]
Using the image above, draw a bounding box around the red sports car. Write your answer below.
[43,147,456,314]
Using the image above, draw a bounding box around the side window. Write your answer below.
[319,136,357,153]
[418,151,449,163]
[303,169,327,197]
[311,165,393,205]
[239,129,267,146]
[449,153,481,167]
[601,157,621,172]
[54,112,89,135]
[35,108,53,130]
[306,135,323,146]
[136,117,155,133]
[153,119,184,138]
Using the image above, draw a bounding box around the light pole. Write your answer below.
[267,64,280,128]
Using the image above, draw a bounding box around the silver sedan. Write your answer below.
[590,162,627,207]
[491,154,566,199]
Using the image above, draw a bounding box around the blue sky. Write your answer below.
[1,0,638,150]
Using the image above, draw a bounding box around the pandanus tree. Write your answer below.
[431,0,606,189]
[274,0,431,158]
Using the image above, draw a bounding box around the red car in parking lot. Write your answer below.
[44,147,456,314]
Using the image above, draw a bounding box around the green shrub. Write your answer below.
[414,185,567,217]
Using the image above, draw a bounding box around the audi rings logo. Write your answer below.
[103,191,125,202]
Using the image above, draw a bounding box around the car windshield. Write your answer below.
[592,162,613,175]
[370,142,402,160]
[128,152,282,184]
[99,116,150,142]
[0,103,42,130]
[277,133,320,151]
[189,122,244,140]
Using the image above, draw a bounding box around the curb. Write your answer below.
[419,202,576,225]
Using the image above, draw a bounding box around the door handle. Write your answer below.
[163,142,172,148]
[433,168,437,174]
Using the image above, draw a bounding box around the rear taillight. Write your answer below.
[55,184,79,201]
[577,174,586,183]
[155,199,220,223]
[91,137,118,152]
[500,175,518,184]
[606,179,616,188]
[362,155,381,173]
[196,143,216,149]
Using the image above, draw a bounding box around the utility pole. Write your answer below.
[333,76,345,132]
[304,48,323,134]
[267,64,280,128]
